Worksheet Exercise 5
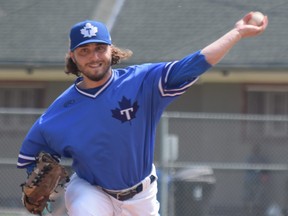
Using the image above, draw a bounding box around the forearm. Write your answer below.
[201,28,242,66]
[201,11,268,66]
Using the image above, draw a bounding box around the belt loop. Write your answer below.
[141,174,156,191]
[150,175,156,183]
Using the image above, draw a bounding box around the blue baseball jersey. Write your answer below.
[17,51,211,190]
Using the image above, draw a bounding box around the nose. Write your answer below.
[91,51,100,60]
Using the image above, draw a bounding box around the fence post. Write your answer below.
[159,115,170,216]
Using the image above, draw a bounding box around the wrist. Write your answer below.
[229,28,243,41]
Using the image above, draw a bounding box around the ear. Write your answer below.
[70,52,76,63]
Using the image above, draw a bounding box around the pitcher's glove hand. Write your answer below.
[21,152,70,215]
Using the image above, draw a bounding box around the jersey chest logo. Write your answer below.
[111,96,139,123]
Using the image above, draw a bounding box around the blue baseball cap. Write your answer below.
[69,20,112,51]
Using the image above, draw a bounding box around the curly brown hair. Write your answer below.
[64,45,133,77]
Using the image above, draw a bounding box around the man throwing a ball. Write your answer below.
[17,12,268,216]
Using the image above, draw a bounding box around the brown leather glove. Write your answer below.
[21,152,70,215]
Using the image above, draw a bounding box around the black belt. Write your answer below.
[102,175,156,201]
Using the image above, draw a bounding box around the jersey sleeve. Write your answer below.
[17,117,60,168]
[161,50,212,94]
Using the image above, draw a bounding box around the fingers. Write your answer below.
[261,16,269,29]
[235,12,268,38]
[252,15,269,35]
[242,12,254,24]
[244,11,269,28]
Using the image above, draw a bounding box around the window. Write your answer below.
[245,85,288,138]
[0,84,45,130]
[0,86,45,108]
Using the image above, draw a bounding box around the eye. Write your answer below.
[95,45,107,53]
[78,48,89,56]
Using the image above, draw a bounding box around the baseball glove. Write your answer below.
[21,152,70,215]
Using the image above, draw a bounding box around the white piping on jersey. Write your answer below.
[17,162,33,167]
[17,153,61,167]
[18,154,35,161]
[158,61,199,97]
[75,71,115,98]
[17,154,36,167]
[164,61,178,83]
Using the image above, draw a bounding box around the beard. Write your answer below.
[83,67,110,81]
[75,60,111,82]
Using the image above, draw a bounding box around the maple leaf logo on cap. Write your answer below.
[80,23,98,38]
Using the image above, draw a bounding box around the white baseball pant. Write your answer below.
[65,167,160,216]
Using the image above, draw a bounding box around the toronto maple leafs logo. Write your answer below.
[111,96,139,123]
[80,23,98,38]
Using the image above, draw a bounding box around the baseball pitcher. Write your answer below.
[17,12,268,216]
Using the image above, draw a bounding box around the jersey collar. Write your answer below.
[74,70,114,98]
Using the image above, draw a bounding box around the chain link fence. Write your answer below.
[157,112,288,216]
[1,109,288,216]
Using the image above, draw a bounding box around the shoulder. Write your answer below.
[40,84,77,118]
[113,62,168,78]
